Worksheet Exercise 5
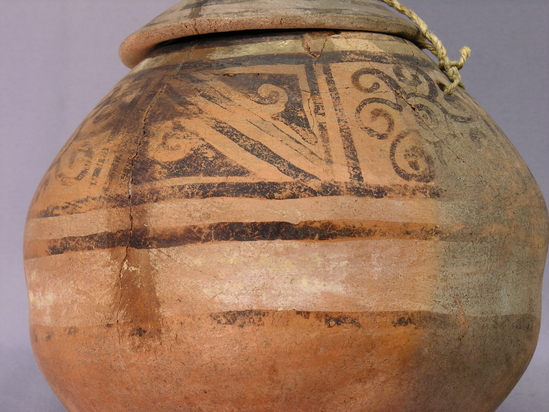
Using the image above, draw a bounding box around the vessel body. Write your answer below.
[24,30,549,412]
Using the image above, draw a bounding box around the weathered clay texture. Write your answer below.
[119,0,422,68]
[25,30,548,412]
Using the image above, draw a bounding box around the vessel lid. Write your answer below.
[120,0,422,68]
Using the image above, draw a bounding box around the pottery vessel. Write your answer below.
[24,1,549,411]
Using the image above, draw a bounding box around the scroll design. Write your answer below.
[353,64,473,183]
[390,131,435,183]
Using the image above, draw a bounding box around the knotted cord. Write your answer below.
[378,0,471,94]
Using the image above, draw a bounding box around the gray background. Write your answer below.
[0,1,547,410]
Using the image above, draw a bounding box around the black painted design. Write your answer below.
[187,0,209,19]
[356,103,402,140]
[390,131,435,183]
[304,63,332,163]
[43,230,130,256]
[324,314,362,328]
[134,123,250,184]
[350,64,474,183]
[207,119,319,181]
[131,67,330,185]
[208,310,363,329]
[28,219,479,258]
[129,181,439,206]
[323,64,364,183]
[219,72,319,145]
[30,71,172,209]
[210,310,268,328]
[33,181,441,219]
[31,35,493,220]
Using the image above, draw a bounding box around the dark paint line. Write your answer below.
[24,220,477,259]
[33,181,441,219]
[206,119,320,181]
[30,311,538,335]
[304,62,333,164]
[322,64,364,183]
[146,45,436,79]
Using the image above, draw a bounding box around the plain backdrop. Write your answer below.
[1,1,548,411]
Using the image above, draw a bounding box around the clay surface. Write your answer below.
[25,31,549,411]
[119,0,422,68]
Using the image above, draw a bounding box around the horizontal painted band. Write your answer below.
[24,219,480,259]
[26,196,447,241]
[31,181,442,219]
[30,310,537,337]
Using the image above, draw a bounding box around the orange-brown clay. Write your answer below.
[24,4,548,412]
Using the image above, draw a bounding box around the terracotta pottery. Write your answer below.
[24,1,549,411]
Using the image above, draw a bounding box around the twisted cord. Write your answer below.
[378,0,471,94]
